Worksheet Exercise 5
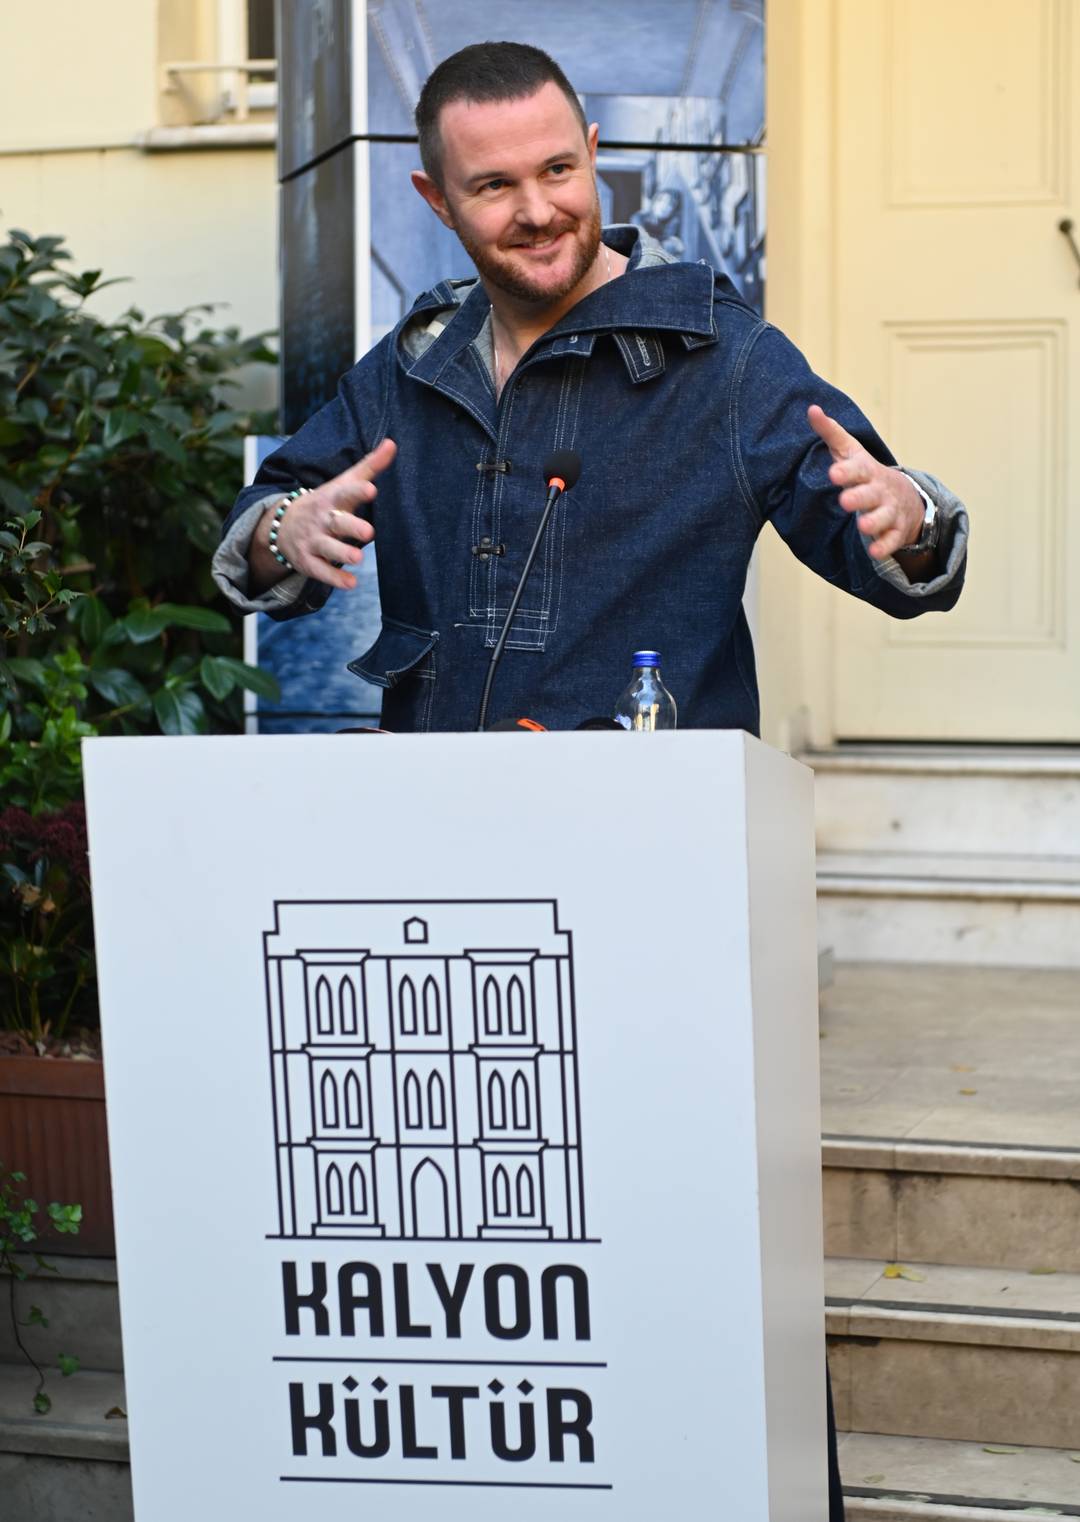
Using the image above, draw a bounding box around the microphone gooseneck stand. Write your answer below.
[475,449,582,732]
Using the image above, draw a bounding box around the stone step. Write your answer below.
[805,745,1080,859]
[816,850,1080,968]
[0,1256,123,1374]
[826,1257,1080,1449]
[823,1136,1080,1272]
[839,1432,1080,1520]
[0,1362,131,1522]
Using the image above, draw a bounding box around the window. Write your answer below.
[320,1071,339,1130]
[344,1071,363,1129]
[404,1070,422,1129]
[399,976,418,1036]
[326,1164,344,1216]
[423,976,442,1036]
[348,1164,368,1217]
[511,1072,531,1130]
[508,976,527,1035]
[247,0,275,67]
[315,975,333,1035]
[516,1165,535,1218]
[492,1165,511,1217]
[487,1071,507,1130]
[483,976,502,1036]
[428,1072,447,1130]
[339,977,358,1036]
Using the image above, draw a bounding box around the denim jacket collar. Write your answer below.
[399,225,719,399]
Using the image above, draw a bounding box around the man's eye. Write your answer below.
[548,164,570,176]
[483,179,506,192]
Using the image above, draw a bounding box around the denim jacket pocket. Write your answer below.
[347,617,439,688]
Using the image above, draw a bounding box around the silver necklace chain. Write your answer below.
[491,243,613,392]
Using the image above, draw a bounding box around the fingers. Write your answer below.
[807,403,859,460]
[271,439,396,589]
[326,437,398,512]
[862,523,912,561]
[324,505,375,547]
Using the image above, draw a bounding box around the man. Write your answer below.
[214,49,968,1511]
[214,42,967,741]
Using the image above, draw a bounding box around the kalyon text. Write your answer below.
[283,1259,597,1465]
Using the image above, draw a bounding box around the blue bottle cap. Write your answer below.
[632,650,660,668]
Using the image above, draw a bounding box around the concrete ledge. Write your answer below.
[0,1366,127,1461]
[840,1431,1080,1519]
[823,1135,1080,1180]
[0,1452,133,1522]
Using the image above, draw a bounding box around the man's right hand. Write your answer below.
[248,438,397,593]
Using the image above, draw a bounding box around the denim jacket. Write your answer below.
[217,227,967,734]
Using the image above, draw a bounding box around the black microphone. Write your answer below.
[486,716,548,732]
[475,449,582,732]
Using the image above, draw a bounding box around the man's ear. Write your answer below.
[411,170,454,230]
[586,122,599,168]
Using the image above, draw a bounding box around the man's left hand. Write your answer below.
[808,403,924,561]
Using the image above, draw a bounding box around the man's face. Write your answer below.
[416,81,602,307]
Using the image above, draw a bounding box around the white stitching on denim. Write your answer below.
[502,353,584,649]
[468,441,489,617]
[729,318,770,530]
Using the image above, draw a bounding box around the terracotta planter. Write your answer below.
[0,1055,114,1257]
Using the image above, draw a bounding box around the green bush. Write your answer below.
[0,228,280,1031]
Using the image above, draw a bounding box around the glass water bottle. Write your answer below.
[613,651,677,731]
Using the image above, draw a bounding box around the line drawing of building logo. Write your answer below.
[264,900,587,1243]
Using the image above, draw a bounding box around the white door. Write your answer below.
[831,0,1080,740]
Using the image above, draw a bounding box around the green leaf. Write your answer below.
[132,335,174,366]
[120,607,170,644]
[57,1354,79,1377]
[77,596,112,645]
[33,1391,51,1415]
[36,444,69,470]
[183,498,223,554]
[152,685,205,735]
[90,668,150,709]
[101,408,144,450]
[16,397,48,427]
[153,602,230,634]
[210,656,280,702]
[199,654,236,701]
[141,416,187,467]
[3,657,47,689]
[0,479,33,516]
[0,419,26,446]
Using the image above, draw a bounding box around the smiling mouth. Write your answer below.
[508,230,571,253]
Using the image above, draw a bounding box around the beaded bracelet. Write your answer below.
[268,487,308,570]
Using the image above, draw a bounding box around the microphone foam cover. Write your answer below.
[575,716,624,731]
[542,448,582,489]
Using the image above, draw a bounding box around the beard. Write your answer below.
[453,199,603,306]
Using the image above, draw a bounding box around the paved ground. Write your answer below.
[819,962,1080,1148]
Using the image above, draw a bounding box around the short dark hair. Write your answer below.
[415,41,587,185]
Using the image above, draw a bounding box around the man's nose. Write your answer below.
[512,181,557,228]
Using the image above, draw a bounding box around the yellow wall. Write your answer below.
[3,1,158,151]
[0,0,278,409]
[758,0,837,750]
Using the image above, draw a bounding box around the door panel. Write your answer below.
[831,0,1080,739]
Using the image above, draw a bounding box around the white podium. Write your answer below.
[83,731,826,1521]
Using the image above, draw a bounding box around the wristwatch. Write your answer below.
[894,473,941,558]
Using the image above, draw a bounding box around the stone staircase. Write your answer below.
[811,741,1080,1519]
[0,1256,130,1521]
[811,747,1080,969]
